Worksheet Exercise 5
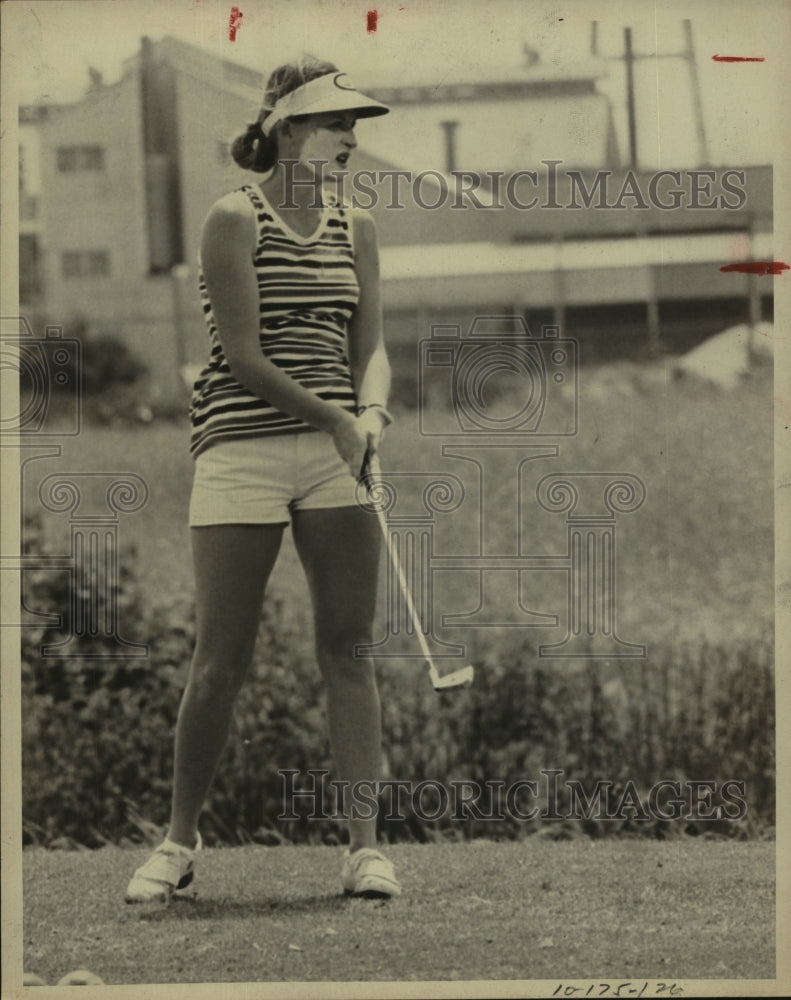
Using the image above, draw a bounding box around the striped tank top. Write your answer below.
[189,184,359,458]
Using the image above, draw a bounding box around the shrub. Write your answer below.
[21,517,189,846]
[38,317,162,429]
[375,628,774,842]
[20,515,333,847]
[51,318,148,395]
[20,516,775,847]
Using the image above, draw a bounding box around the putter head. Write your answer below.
[429,664,474,692]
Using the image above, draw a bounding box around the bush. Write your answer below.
[20,516,775,847]
[21,517,189,847]
[51,318,148,395]
[39,317,164,429]
[20,515,332,848]
[375,628,774,842]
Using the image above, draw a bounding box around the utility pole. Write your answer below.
[683,19,710,166]
[624,27,638,168]
[595,20,710,168]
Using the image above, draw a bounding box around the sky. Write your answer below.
[2,0,789,168]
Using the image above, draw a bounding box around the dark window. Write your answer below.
[57,145,105,172]
[20,235,42,300]
[61,250,110,279]
[57,147,78,172]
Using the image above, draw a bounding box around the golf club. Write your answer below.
[361,451,474,693]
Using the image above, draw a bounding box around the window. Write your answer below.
[61,251,110,279]
[57,145,105,172]
[20,235,42,300]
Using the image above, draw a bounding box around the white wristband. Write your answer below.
[357,403,393,427]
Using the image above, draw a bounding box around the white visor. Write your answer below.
[260,72,389,136]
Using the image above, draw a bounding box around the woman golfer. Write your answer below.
[126,58,400,900]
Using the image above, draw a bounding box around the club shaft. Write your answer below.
[368,456,437,669]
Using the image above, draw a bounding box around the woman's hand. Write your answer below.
[330,407,393,477]
[356,406,391,456]
[330,410,370,478]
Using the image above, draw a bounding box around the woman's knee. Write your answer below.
[315,622,374,670]
[317,640,377,691]
[322,661,379,706]
[186,647,251,702]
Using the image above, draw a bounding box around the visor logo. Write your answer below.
[333,73,357,91]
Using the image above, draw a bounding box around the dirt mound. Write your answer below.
[673,322,773,390]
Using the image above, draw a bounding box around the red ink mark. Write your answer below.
[367,9,378,33]
[229,6,243,41]
[712,54,765,62]
[720,261,789,276]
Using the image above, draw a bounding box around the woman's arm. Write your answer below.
[348,209,392,453]
[200,194,365,470]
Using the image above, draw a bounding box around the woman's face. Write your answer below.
[285,111,358,176]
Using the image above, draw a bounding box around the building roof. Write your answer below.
[367,58,612,103]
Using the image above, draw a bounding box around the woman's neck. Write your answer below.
[264,161,325,213]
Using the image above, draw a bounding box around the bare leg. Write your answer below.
[292,505,383,852]
[167,523,284,848]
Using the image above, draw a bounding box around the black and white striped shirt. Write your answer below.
[189,185,359,458]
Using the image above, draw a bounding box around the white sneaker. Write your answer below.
[124,834,202,903]
[341,847,401,898]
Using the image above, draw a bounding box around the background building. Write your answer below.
[19,35,773,399]
[18,105,50,306]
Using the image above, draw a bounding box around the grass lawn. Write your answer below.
[22,840,775,986]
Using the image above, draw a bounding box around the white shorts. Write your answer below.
[189,431,360,526]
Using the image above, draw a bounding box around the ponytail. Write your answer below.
[230,119,277,173]
[230,56,339,173]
